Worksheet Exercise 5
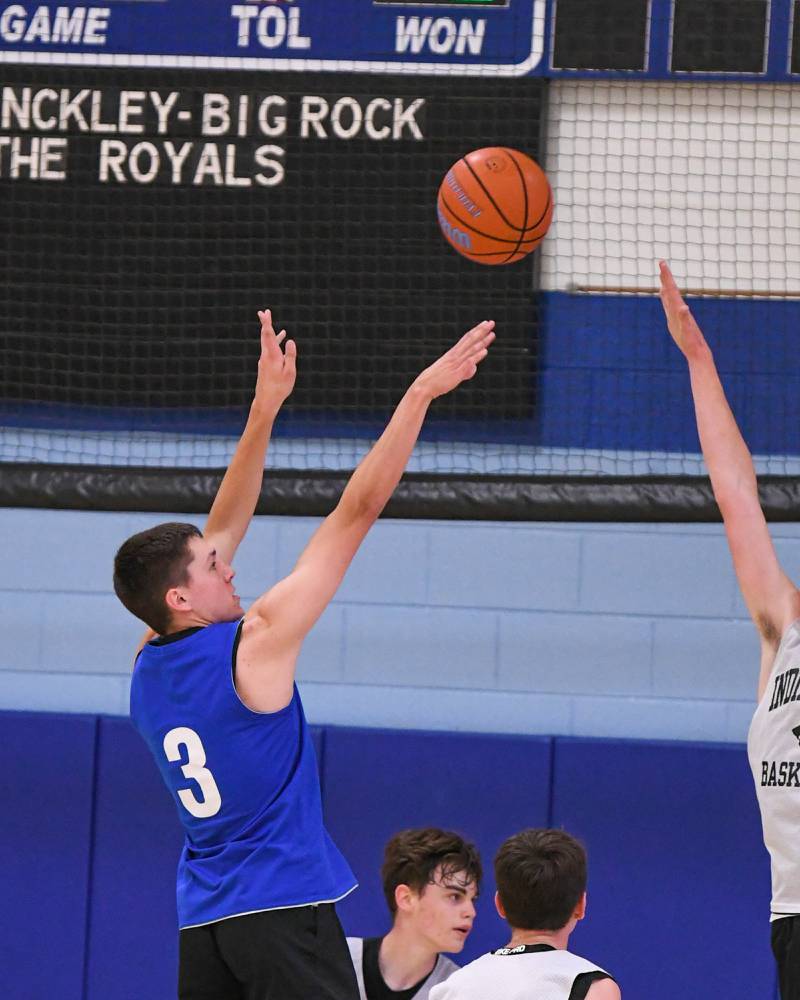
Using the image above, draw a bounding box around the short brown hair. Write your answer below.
[494,828,586,931]
[381,827,482,915]
[113,522,201,634]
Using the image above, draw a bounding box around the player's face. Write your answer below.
[410,867,478,954]
[183,536,242,623]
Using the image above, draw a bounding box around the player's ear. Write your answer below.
[165,586,189,613]
[494,891,506,919]
[395,884,415,913]
[574,892,587,921]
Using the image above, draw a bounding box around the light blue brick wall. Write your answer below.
[1,506,791,742]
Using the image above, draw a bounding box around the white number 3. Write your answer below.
[163,727,222,818]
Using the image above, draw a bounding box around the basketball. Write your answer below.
[437,147,553,265]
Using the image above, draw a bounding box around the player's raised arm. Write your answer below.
[235,319,495,712]
[131,310,295,654]
[659,261,799,698]
[204,308,296,564]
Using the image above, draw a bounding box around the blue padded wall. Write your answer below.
[84,718,324,1000]
[551,737,776,1000]
[85,717,184,1000]
[322,726,553,963]
[0,711,96,1000]
[2,710,779,998]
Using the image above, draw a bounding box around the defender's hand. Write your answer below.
[253,308,297,414]
[659,261,708,362]
[413,320,495,401]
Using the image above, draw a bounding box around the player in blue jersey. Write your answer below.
[113,309,495,1000]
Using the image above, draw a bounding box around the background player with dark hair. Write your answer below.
[430,828,619,1000]
[113,311,495,1000]
[659,260,800,1000]
[347,827,482,1000]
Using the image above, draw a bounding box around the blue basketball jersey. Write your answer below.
[130,619,356,928]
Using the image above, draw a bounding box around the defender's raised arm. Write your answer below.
[659,261,799,699]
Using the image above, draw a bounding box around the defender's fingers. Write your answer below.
[659,261,681,298]
[284,339,297,369]
[275,330,287,346]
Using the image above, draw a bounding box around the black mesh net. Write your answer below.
[2,0,800,513]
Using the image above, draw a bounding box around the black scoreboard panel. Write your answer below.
[0,67,547,431]
[793,2,800,74]
[551,0,649,70]
[671,0,768,73]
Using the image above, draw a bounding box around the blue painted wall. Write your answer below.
[0,505,782,743]
[0,711,777,1000]
[538,292,800,454]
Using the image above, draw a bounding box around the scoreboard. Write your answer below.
[1,0,799,440]
[0,1,799,80]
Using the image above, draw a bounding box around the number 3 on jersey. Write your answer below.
[163,727,222,818]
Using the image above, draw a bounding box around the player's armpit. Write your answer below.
[233,615,300,714]
[584,977,621,1000]
[721,497,800,641]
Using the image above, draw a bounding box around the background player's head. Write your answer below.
[114,522,241,634]
[381,827,482,953]
[494,828,587,934]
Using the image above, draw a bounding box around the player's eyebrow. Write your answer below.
[207,548,217,563]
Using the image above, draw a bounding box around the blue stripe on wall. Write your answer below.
[538,291,800,455]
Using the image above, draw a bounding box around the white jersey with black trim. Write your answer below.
[346,937,459,1000]
[429,944,612,1000]
[748,618,800,921]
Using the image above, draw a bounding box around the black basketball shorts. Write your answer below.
[772,915,800,1000]
[178,902,359,1000]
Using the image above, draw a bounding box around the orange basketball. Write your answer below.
[437,147,553,265]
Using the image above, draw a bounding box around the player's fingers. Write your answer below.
[467,332,495,358]
[284,339,297,370]
[275,330,287,346]
[455,320,494,355]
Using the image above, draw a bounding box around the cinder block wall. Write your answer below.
[1,506,783,742]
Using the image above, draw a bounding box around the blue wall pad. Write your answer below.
[550,737,776,1000]
[540,292,800,455]
[84,719,324,1000]
[322,726,553,963]
[85,716,184,1000]
[0,710,97,1000]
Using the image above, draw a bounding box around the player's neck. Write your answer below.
[506,926,571,951]
[379,924,438,991]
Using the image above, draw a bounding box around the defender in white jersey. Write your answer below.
[431,829,619,1000]
[347,828,481,1000]
[659,261,800,999]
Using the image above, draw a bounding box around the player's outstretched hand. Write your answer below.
[658,261,708,362]
[413,320,495,400]
[253,308,297,414]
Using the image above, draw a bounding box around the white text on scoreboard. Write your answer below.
[0,85,427,186]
